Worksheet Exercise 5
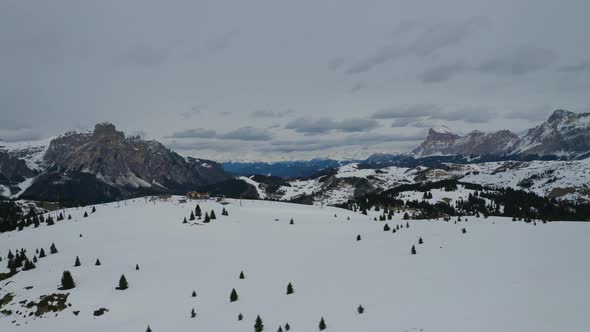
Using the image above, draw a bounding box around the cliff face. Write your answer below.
[412,128,520,157]
[19,123,229,204]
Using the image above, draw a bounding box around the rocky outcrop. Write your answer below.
[19,123,229,204]
[412,128,520,157]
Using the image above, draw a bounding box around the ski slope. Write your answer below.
[1,197,589,332]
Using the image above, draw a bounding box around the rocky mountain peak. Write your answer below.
[92,123,125,143]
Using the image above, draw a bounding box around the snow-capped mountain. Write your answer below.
[1,123,229,203]
[411,110,590,159]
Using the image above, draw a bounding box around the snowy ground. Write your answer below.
[1,197,589,332]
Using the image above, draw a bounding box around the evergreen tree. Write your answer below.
[403,212,410,220]
[254,315,264,332]
[240,271,245,279]
[189,212,195,221]
[418,237,423,244]
[83,211,88,218]
[50,243,58,254]
[32,255,37,263]
[238,313,243,321]
[191,308,196,318]
[68,214,72,220]
[95,258,101,266]
[39,248,46,258]
[47,216,55,226]
[392,228,396,233]
[7,250,14,260]
[60,270,75,290]
[195,204,202,217]
[116,274,128,290]
[183,217,188,224]
[286,282,294,295]
[406,222,409,228]
[383,224,390,231]
[277,327,283,332]
[22,259,36,271]
[462,228,467,234]
[357,305,364,314]
[146,326,152,332]
[230,288,238,302]
[204,212,210,223]
[319,317,327,331]
[210,210,216,220]
[192,290,197,297]
[136,264,140,270]
[356,234,361,241]
[284,323,290,331]
[289,218,294,225]
[92,206,96,213]
[74,256,81,267]
[411,245,416,255]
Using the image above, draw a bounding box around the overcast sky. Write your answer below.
[1,0,589,161]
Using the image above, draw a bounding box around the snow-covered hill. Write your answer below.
[1,197,589,332]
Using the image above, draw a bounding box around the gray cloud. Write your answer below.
[347,16,490,74]
[349,81,367,93]
[112,45,169,67]
[168,127,271,141]
[0,128,42,142]
[251,110,294,118]
[419,61,470,83]
[374,104,492,125]
[558,60,590,73]
[372,104,443,119]
[286,117,378,135]
[478,46,557,76]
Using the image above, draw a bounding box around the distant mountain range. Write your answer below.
[223,159,357,179]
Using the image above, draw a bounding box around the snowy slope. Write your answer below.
[2,198,590,332]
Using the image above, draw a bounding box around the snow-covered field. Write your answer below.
[1,198,590,332]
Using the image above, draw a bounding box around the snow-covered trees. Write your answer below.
[116,274,128,290]
[60,271,75,290]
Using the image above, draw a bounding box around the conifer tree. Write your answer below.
[68,214,72,220]
[189,212,195,221]
[286,282,294,295]
[462,228,467,234]
[356,234,361,241]
[92,206,96,213]
[192,290,197,297]
[357,305,364,314]
[289,218,294,225]
[95,258,101,266]
[47,216,55,226]
[277,327,283,332]
[74,256,81,267]
[240,271,245,279]
[7,250,14,260]
[406,222,409,228]
[33,255,37,263]
[83,211,88,218]
[204,212,210,223]
[183,217,188,224]
[195,204,202,217]
[146,326,152,332]
[411,245,416,255]
[191,308,196,318]
[50,243,58,254]
[319,317,327,331]
[230,288,238,302]
[116,274,128,290]
[403,212,410,220]
[392,228,396,233]
[383,224,390,231]
[418,237,423,244]
[238,313,243,321]
[60,270,75,290]
[136,264,140,270]
[39,248,46,258]
[284,323,290,331]
[254,315,264,332]
[210,210,216,220]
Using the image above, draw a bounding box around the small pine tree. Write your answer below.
[204,212,210,223]
[238,313,243,321]
[403,212,410,220]
[289,218,294,225]
[356,234,361,241]
[60,270,75,290]
[230,288,238,302]
[189,212,195,221]
[117,274,128,290]
[277,327,283,332]
[319,317,327,331]
[39,248,46,258]
[210,210,216,220]
[286,282,294,295]
[92,206,96,213]
[406,222,409,228]
[74,256,81,267]
[254,315,264,332]
[183,217,188,224]
[33,255,38,263]
[136,264,140,270]
[392,228,396,233]
[95,258,101,266]
[192,290,197,297]
[83,211,88,218]
[418,237,423,244]
[50,243,58,254]
[239,271,245,279]
[68,214,72,220]
[284,323,290,331]
[191,308,196,318]
[462,228,467,234]
[357,305,364,314]
[146,326,152,332]
[383,224,390,231]
[411,245,416,255]
[195,204,202,217]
